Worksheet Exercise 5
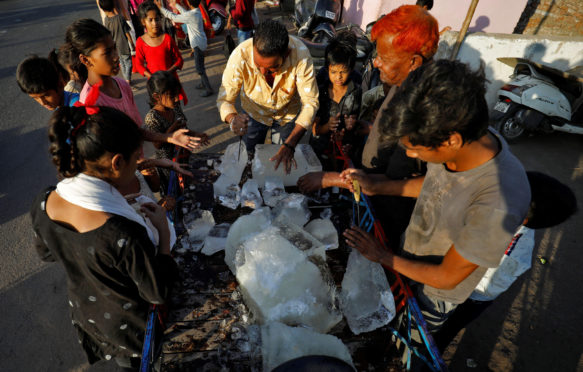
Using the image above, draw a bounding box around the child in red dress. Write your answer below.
[135,1,188,104]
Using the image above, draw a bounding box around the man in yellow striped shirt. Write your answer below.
[217,20,319,173]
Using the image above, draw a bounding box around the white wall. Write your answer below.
[435,32,583,107]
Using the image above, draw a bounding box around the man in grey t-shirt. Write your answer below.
[343,61,531,338]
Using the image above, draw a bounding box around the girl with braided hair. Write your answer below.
[30,106,177,370]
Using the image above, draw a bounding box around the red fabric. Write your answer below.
[135,34,188,104]
[230,0,255,29]
[199,3,214,38]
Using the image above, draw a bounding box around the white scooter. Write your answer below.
[492,57,583,142]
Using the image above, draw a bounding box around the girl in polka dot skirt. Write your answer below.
[30,106,177,370]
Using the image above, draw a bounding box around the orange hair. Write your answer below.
[371,5,439,60]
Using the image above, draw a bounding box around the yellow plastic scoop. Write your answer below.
[352,180,361,202]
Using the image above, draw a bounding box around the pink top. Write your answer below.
[80,77,142,126]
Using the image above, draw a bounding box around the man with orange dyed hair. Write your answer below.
[362,4,439,171]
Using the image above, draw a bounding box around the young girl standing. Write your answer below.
[31,106,177,369]
[63,18,204,152]
[135,1,188,104]
[145,70,209,193]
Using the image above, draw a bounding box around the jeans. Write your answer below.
[237,29,253,45]
[242,114,296,153]
[192,46,206,74]
[119,54,132,82]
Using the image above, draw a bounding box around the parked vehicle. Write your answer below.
[492,57,583,142]
[294,0,342,43]
[206,0,228,34]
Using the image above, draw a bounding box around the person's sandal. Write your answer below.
[200,90,214,97]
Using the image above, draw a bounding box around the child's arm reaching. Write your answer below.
[140,128,208,152]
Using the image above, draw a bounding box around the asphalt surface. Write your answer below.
[1,1,582,371]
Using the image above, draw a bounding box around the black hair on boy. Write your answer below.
[525,171,577,229]
[379,59,489,148]
[325,30,357,70]
[98,0,115,12]
[16,55,60,94]
[187,0,201,8]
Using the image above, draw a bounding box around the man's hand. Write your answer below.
[228,113,249,136]
[343,226,392,264]
[340,168,376,195]
[297,171,325,193]
[169,128,204,152]
[270,144,297,174]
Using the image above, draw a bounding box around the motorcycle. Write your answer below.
[206,0,228,34]
[492,57,583,142]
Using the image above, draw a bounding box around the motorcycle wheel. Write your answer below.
[209,12,225,34]
[495,111,526,142]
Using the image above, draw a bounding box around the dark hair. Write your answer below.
[379,59,489,148]
[325,30,357,70]
[16,55,60,94]
[62,19,112,82]
[253,20,289,57]
[48,49,71,84]
[98,0,115,12]
[138,1,161,20]
[416,0,434,10]
[525,171,577,229]
[48,106,142,178]
[57,43,88,83]
[147,70,183,107]
[187,0,201,8]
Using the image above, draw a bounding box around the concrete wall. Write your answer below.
[342,0,527,34]
[435,31,583,107]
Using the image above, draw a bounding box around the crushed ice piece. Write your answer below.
[304,218,338,250]
[216,142,247,176]
[340,249,396,335]
[320,208,333,220]
[272,193,311,227]
[213,174,241,209]
[236,226,342,333]
[184,210,215,251]
[207,159,214,167]
[241,179,263,209]
[262,176,286,207]
[261,322,354,371]
[201,223,231,256]
[224,211,272,274]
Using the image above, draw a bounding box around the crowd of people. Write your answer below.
[17,1,577,370]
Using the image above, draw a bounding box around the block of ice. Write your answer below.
[201,223,231,256]
[241,179,263,209]
[224,210,272,273]
[213,142,248,209]
[216,142,247,177]
[236,226,342,333]
[213,174,241,209]
[272,219,326,259]
[261,322,354,372]
[272,193,311,228]
[184,210,215,252]
[304,218,339,251]
[340,249,396,335]
[252,144,322,187]
[262,176,287,207]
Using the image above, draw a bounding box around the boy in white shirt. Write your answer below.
[155,0,214,97]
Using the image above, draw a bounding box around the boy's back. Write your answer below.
[104,14,131,56]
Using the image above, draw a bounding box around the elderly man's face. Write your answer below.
[374,34,421,86]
